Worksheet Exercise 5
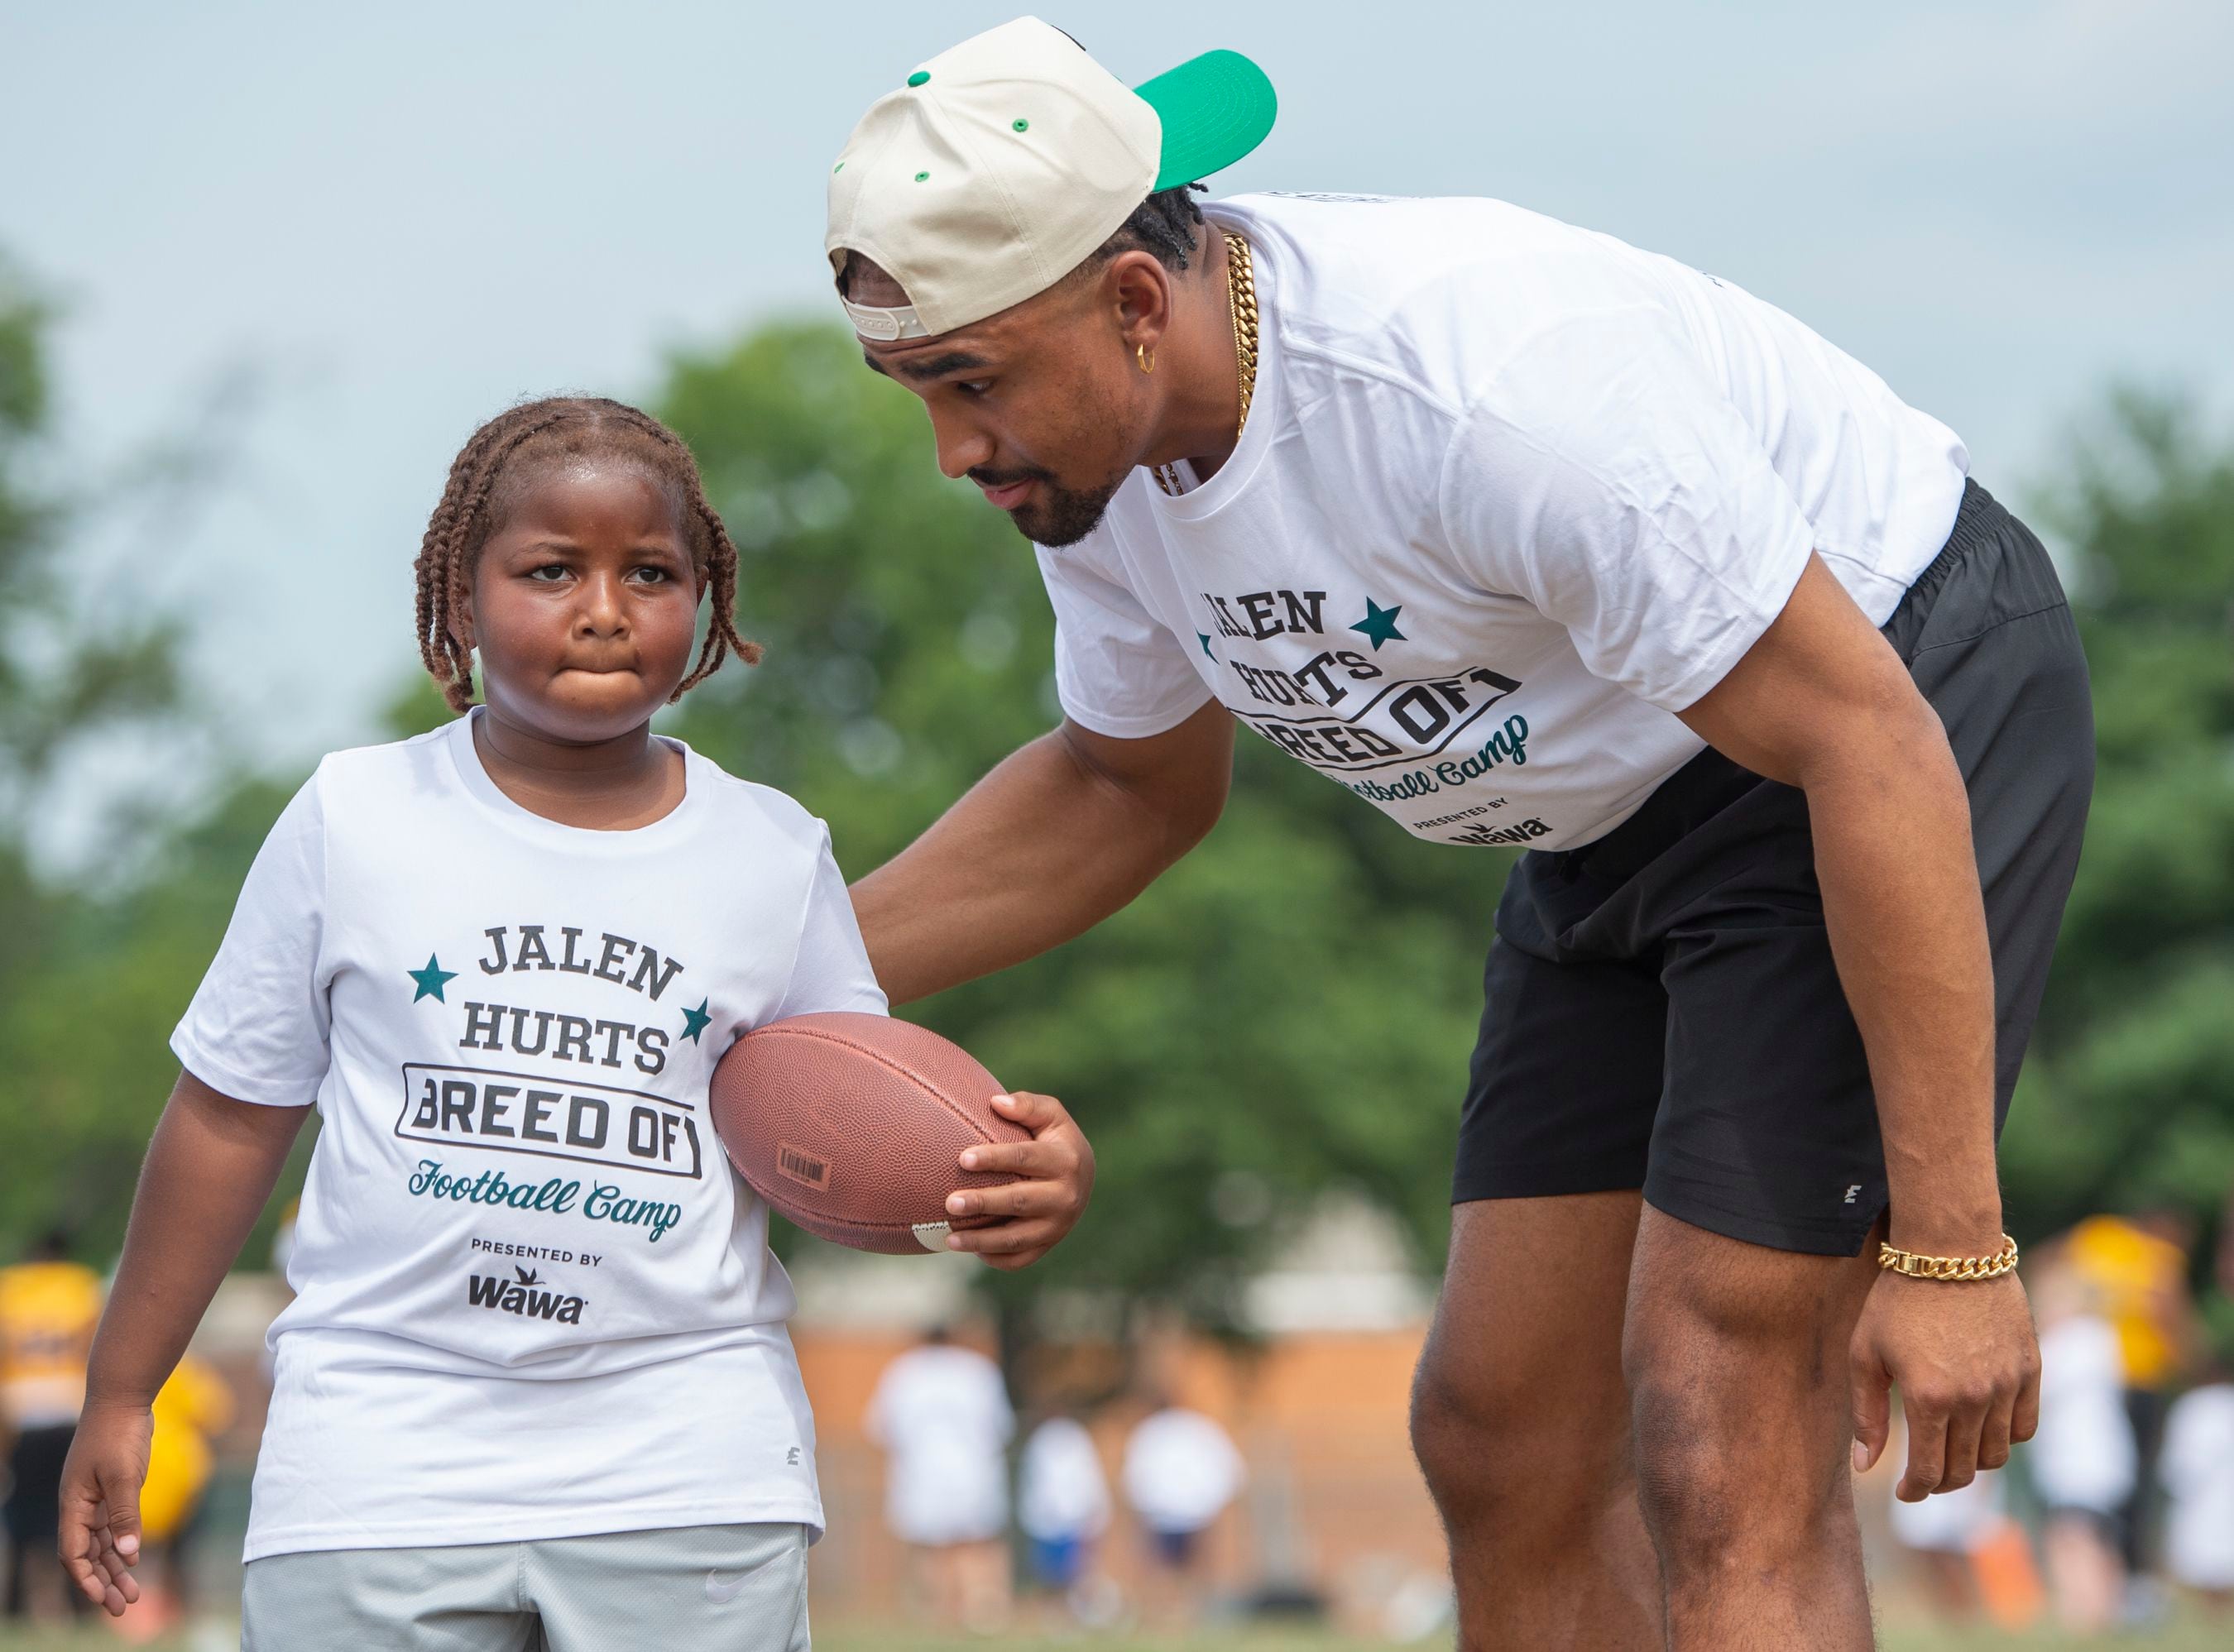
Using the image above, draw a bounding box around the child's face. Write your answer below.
[462,462,704,743]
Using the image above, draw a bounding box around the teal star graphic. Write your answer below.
[1350,598,1407,651]
[680,999,712,1043]
[1197,632,1214,658]
[408,955,458,1003]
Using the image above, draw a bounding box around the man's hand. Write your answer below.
[57,1398,153,1617]
[1849,1269,2041,1501]
[940,1091,1095,1271]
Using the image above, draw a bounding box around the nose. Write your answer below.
[576,570,628,635]
[928,406,995,482]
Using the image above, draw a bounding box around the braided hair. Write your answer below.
[1090,183,1210,273]
[412,396,760,715]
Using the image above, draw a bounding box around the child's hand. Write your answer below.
[942,1091,1095,1271]
[57,1398,152,1617]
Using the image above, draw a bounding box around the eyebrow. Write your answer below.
[861,350,993,384]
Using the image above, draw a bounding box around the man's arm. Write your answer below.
[1678,553,2040,1501]
[850,699,1233,1004]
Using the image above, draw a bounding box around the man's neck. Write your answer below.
[1142,231,1243,484]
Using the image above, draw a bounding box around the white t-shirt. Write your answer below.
[1018,1415,1110,1542]
[2030,1314,2138,1515]
[1038,192,1970,850]
[862,1343,1014,1545]
[1120,1408,1244,1535]
[2160,1383,2234,1589]
[172,710,887,1561]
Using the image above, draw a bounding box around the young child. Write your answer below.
[53,397,1090,1648]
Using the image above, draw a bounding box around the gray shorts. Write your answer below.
[241,1521,810,1651]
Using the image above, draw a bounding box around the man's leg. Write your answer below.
[1623,1204,1882,1651]
[1412,1190,1663,1650]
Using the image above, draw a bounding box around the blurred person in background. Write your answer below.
[0,1228,103,1623]
[1121,1395,1244,1627]
[1884,1461,2041,1630]
[134,1352,235,1630]
[864,1324,1014,1630]
[2059,1208,2202,1587]
[2028,1262,2136,1632]
[1017,1405,1115,1625]
[2159,1335,2234,1616]
[1886,1468,2001,1621]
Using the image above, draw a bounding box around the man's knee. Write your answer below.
[1623,1280,1859,1581]
[1411,1337,1630,1537]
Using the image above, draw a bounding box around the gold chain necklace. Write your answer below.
[1153,231,1257,498]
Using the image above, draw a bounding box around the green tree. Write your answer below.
[0,255,191,1257]
[0,259,178,837]
[2000,392,2234,1240]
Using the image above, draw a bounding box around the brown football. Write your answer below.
[710,1011,1028,1255]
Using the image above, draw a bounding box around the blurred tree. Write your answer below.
[0,258,179,838]
[2001,391,2234,1245]
[0,257,190,1259]
[654,323,1508,1327]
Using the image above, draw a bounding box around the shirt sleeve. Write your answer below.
[1437,304,1818,713]
[170,770,333,1107]
[771,828,889,1020]
[1034,542,1215,739]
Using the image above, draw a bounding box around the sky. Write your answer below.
[4,0,2231,779]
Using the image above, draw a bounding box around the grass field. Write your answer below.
[8,1618,2233,1651]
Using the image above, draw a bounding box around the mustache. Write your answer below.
[966,465,1054,488]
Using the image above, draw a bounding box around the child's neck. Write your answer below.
[471,708,686,831]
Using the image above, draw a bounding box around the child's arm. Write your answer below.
[60,1069,311,1617]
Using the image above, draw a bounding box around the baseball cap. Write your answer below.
[826,17,1276,342]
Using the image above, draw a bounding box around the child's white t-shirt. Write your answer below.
[171,709,887,1562]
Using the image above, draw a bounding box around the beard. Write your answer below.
[974,467,1124,548]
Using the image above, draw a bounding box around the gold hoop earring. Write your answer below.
[1135,342,1155,375]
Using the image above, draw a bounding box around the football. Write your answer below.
[710,1011,1028,1254]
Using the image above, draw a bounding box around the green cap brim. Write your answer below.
[1134,49,1277,193]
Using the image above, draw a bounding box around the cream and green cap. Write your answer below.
[826,17,1276,341]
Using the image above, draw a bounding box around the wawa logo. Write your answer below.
[466,1263,587,1324]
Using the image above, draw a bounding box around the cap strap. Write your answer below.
[842,299,932,342]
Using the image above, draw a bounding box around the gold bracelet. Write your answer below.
[1877,1233,2021,1281]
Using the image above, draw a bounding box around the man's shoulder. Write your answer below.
[1213,191,1677,419]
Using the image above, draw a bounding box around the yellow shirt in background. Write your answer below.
[0,1260,104,1428]
[141,1354,236,1540]
[2065,1215,2188,1390]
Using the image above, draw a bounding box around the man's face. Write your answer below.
[856,266,1154,547]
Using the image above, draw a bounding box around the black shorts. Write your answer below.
[3,1422,77,1543]
[1454,480,2095,1254]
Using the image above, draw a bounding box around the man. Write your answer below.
[825,19,2094,1648]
